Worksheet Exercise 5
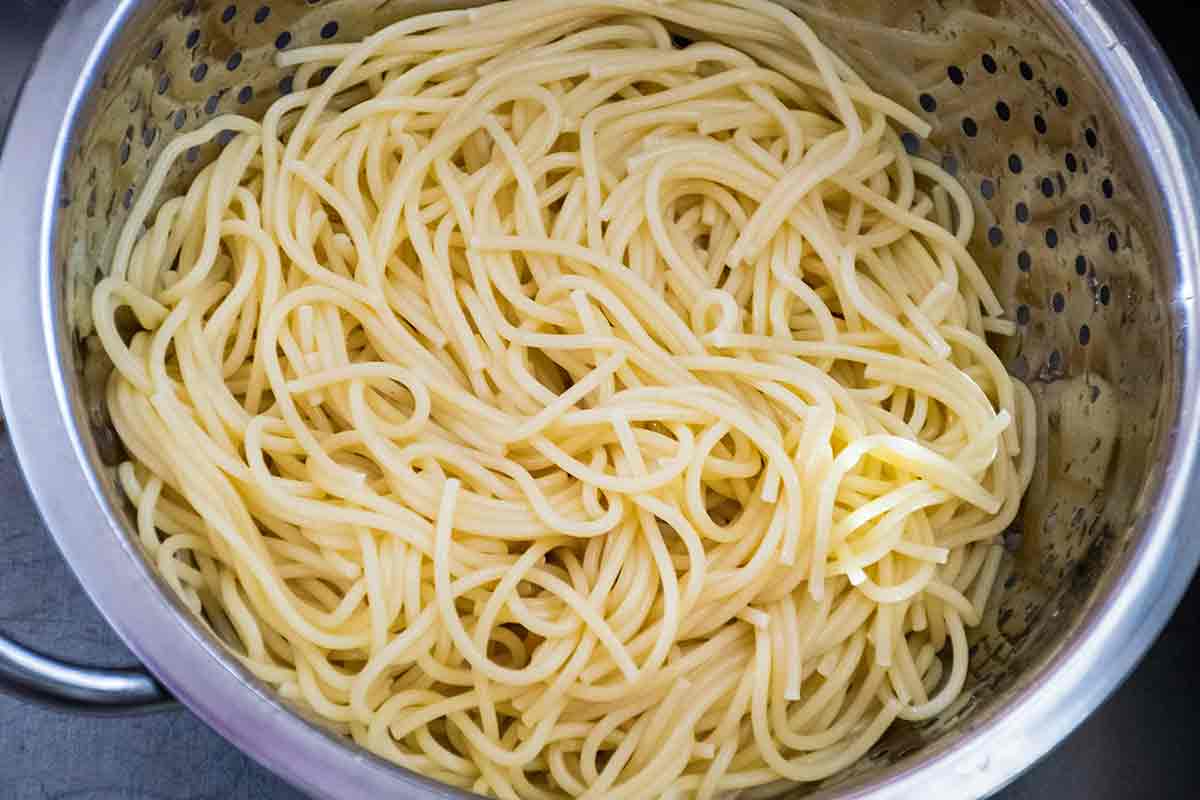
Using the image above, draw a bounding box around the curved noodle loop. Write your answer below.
[96,1,1035,797]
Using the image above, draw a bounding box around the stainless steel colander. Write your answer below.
[1,1,1199,798]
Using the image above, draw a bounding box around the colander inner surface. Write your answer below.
[51,1,1173,796]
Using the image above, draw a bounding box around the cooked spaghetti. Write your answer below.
[93,0,1035,797]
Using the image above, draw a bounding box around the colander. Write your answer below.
[1,0,1199,798]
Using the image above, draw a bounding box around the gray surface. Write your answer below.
[0,435,302,800]
[1,1,1198,799]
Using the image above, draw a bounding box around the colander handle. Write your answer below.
[0,413,171,712]
[0,632,171,713]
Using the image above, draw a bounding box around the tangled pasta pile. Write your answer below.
[94,0,1035,797]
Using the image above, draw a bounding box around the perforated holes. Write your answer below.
[186,146,200,163]
[1034,114,1047,135]
[1080,204,1093,224]
[901,132,920,154]
[1100,285,1112,305]
[1015,202,1029,224]
[982,53,997,73]
[1085,128,1098,149]
[157,75,170,95]
[1065,152,1078,173]
[988,226,1004,246]
[1055,87,1070,107]
[1009,356,1030,384]
[238,86,253,104]
[1052,292,1066,313]
[1108,232,1119,252]
[962,117,978,137]
[217,129,236,147]
[205,94,219,115]
[947,65,965,85]
[919,93,937,113]
[1017,305,1030,325]
[1040,177,1054,198]
[186,29,200,49]
[1075,255,1088,275]
[1019,61,1034,80]
[173,109,186,130]
[150,40,164,60]
[227,52,243,71]
[222,4,237,23]
[1045,228,1059,248]
[980,179,995,199]
[123,188,134,210]
[142,125,157,147]
[321,21,340,39]
[276,32,292,50]
[1079,325,1091,346]
[995,101,1011,121]
[1102,178,1114,198]
[191,63,208,83]
[1049,350,1063,371]
[119,139,130,165]
[279,75,295,95]
[254,6,271,23]
[1018,251,1032,272]
[1008,154,1023,174]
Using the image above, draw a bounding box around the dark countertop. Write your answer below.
[2,2,1198,799]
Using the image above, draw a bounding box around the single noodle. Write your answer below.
[93,1,1035,797]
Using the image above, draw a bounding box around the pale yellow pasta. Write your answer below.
[94,1,1034,797]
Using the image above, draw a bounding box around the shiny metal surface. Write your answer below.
[1,412,165,710]
[1,1,1199,799]
[0,631,168,711]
